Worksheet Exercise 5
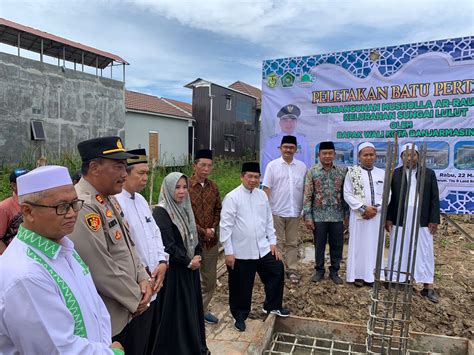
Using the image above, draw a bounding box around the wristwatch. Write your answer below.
[358,205,367,214]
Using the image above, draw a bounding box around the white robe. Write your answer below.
[344,166,386,283]
[387,170,434,284]
[0,230,114,354]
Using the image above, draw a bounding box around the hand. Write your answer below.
[363,206,377,219]
[428,223,438,236]
[204,228,214,241]
[225,254,236,270]
[190,255,201,270]
[305,220,315,231]
[111,341,124,351]
[270,244,281,261]
[151,263,167,293]
[385,220,393,233]
[343,217,349,230]
[135,279,152,316]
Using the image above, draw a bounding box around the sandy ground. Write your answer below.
[211,216,473,340]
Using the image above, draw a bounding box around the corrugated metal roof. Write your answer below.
[0,18,128,69]
[125,91,192,120]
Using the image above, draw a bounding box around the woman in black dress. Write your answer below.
[152,172,209,355]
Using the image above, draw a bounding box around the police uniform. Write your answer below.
[69,137,153,354]
[261,105,313,175]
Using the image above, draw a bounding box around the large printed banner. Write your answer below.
[261,37,473,214]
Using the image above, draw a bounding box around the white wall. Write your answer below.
[125,111,190,166]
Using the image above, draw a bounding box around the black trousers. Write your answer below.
[112,299,157,355]
[313,221,344,275]
[227,252,284,322]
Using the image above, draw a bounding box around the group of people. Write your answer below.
[0,133,441,354]
[264,136,440,303]
[0,136,289,354]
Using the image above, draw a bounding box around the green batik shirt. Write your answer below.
[303,164,348,222]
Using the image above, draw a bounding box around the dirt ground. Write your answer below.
[212,216,474,340]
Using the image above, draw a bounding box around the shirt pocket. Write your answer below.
[104,220,131,260]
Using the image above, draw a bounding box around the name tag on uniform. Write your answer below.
[108,219,118,228]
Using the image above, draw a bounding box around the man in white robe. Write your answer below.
[386,143,440,303]
[0,165,123,354]
[344,142,386,286]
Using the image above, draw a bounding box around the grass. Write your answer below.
[0,154,243,203]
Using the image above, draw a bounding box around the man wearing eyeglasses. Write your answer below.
[0,167,29,254]
[69,136,154,355]
[0,165,124,354]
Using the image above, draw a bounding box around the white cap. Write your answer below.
[400,143,419,157]
[17,165,73,196]
[358,142,375,153]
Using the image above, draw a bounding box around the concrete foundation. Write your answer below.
[0,52,125,164]
[266,316,473,354]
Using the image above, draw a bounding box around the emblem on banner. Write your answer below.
[281,72,296,88]
[298,72,314,87]
[85,213,101,232]
[267,73,278,88]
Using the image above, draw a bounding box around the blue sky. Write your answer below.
[1,0,473,103]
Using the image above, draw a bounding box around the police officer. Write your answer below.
[262,104,312,175]
[69,136,154,354]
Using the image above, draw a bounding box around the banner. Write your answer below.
[261,37,473,214]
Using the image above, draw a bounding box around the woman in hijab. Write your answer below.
[152,172,209,355]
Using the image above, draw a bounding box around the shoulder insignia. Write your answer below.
[115,231,122,240]
[85,213,102,232]
[95,194,104,204]
[106,209,113,218]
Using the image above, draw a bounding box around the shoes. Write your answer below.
[354,279,364,287]
[262,308,290,317]
[234,319,246,332]
[311,272,324,283]
[330,273,343,285]
[364,281,374,287]
[420,288,439,303]
[204,313,219,324]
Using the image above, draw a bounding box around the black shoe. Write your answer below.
[330,273,343,285]
[420,288,439,303]
[311,272,324,283]
[354,279,364,287]
[364,281,374,287]
[234,319,246,332]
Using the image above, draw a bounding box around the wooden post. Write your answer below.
[148,131,159,206]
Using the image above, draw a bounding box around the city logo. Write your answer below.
[267,73,279,88]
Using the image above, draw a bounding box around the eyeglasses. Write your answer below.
[25,199,84,216]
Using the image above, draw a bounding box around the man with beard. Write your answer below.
[344,142,386,287]
[69,137,154,354]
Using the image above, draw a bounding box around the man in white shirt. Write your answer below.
[116,149,168,308]
[220,162,289,332]
[344,142,386,287]
[263,135,306,284]
[0,165,123,354]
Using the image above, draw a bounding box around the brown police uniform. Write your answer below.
[68,137,149,342]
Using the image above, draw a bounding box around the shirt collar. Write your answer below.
[16,225,62,260]
[279,156,295,166]
[360,164,374,171]
[189,175,208,187]
[121,188,135,200]
[316,163,335,171]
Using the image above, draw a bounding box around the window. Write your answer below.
[236,100,254,123]
[225,95,232,111]
[224,135,236,152]
[31,120,46,140]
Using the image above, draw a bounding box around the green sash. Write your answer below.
[17,226,88,338]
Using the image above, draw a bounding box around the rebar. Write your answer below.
[367,143,428,354]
